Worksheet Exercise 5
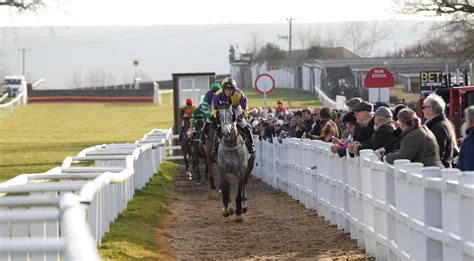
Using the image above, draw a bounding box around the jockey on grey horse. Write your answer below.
[211,77,255,157]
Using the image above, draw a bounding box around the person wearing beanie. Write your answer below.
[349,106,398,156]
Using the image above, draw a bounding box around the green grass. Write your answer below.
[243,87,323,108]
[99,161,176,260]
[0,94,174,182]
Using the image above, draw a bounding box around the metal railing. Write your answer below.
[253,137,474,261]
[0,129,173,260]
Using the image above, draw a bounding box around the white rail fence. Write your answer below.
[254,137,474,261]
[0,87,28,117]
[0,129,172,260]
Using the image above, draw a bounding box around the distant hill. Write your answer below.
[0,21,433,89]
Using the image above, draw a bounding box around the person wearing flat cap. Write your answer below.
[345,97,363,111]
[349,106,399,156]
[350,101,375,144]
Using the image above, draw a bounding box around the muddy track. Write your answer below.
[167,164,367,259]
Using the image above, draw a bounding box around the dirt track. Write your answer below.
[166,164,367,260]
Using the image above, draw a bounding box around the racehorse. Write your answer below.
[191,120,208,184]
[216,102,255,218]
[179,118,193,178]
[203,125,217,190]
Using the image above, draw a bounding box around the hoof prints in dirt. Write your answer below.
[173,166,213,194]
[170,164,366,260]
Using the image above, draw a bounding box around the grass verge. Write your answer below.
[99,161,176,260]
[243,87,323,108]
[0,93,173,182]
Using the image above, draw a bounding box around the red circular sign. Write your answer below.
[364,67,395,88]
[255,74,275,94]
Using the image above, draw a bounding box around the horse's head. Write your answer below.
[217,101,237,142]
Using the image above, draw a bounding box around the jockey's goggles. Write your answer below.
[223,83,235,90]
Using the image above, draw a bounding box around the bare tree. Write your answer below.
[396,0,473,15]
[395,0,474,61]
[246,31,263,57]
[386,36,452,58]
[339,21,390,57]
[0,0,44,11]
[86,67,106,88]
[296,25,322,51]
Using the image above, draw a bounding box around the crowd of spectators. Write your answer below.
[249,95,474,171]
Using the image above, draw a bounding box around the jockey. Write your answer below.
[178,98,195,142]
[191,103,206,128]
[200,82,221,143]
[211,76,255,156]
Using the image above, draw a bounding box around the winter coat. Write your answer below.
[354,120,398,155]
[456,127,474,171]
[353,117,375,143]
[385,125,444,168]
[309,121,321,136]
[425,114,455,168]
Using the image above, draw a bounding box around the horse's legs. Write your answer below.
[183,151,189,172]
[220,168,233,217]
[235,172,244,216]
[244,153,256,185]
[206,142,216,190]
[194,144,201,183]
[202,146,209,181]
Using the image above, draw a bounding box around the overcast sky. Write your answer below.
[0,0,432,27]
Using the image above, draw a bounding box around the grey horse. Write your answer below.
[216,102,255,218]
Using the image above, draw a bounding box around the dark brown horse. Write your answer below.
[179,118,193,177]
[203,125,217,190]
[191,120,208,184]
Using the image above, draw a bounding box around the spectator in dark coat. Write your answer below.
[302,108,314,131]
[350,106,398,156]
[391,104,407,151]
[423,93,456,168]
[293,110,306,138]
[309,108,321,136]
[385,109,444,168]
[350,101,375,145]
[456,106,474,171]
[331,111,358,157]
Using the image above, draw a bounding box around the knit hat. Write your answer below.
[374,106,393,118]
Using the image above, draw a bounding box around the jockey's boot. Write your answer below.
[242,125,255,154]
[200,133,207,145]
[200,122,209,144]
[211,126,221,157]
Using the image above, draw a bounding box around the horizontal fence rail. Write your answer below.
[0,129,173,260]
[253,137,474,261]
[0,87,28,117]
